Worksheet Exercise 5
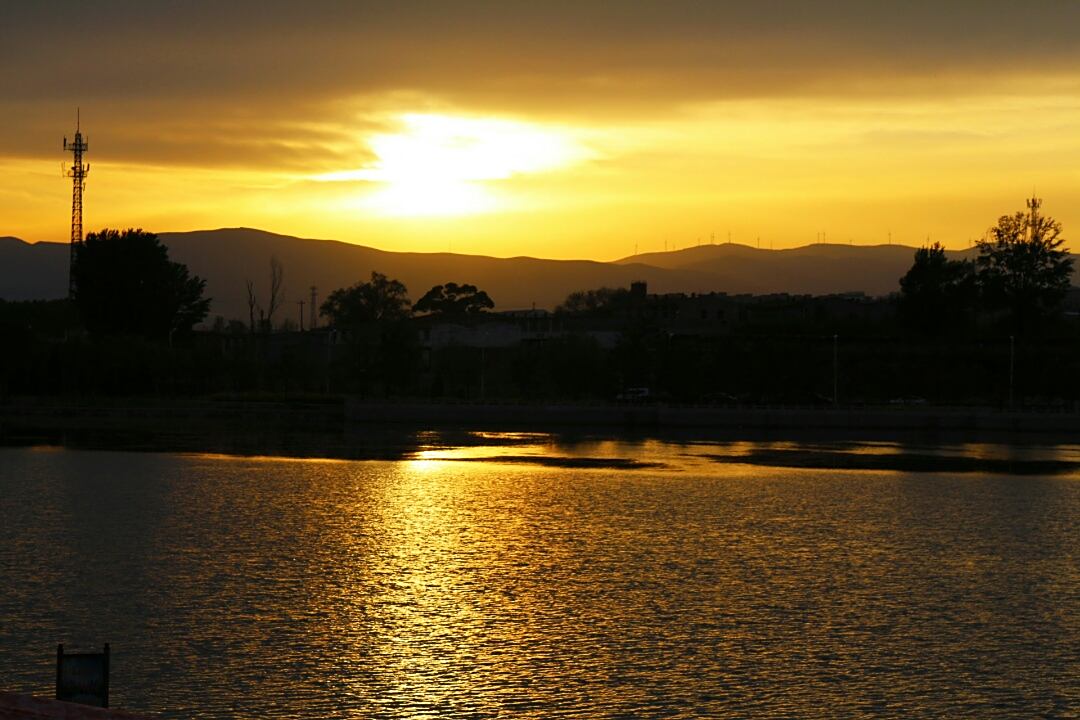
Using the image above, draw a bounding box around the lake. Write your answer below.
[0,435,1077,718]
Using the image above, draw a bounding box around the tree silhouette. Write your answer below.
[557,286,630,314]
[266,256,285,328]
[244,256,286,333]
[320,271,411,326]
[246,279,258,333]
[73,228,210,341]
[898,242,976,336]
[976,196,1073,334]
[414,282,494,316]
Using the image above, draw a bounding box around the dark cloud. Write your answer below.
[3,1,1079,165]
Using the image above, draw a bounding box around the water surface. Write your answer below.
[0,436,1077,718]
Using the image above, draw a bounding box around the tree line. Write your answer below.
[899,197,1072,337]
[53,194,1076,345]
[1,197,1077,405]
[320,275,494,327]
[53,228,499,340]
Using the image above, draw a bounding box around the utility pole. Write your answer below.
[1009,335,1015,409]
[63,109,89,297]
[298,299,305,332]
[310,286,318,330]
[833,334,839,406]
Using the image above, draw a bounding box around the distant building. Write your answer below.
[413,282,897,350]
[415,309,620,350]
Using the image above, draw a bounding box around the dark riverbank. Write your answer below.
[4,396,1080,441]
[3,397,1080,473]
[345,398,1080,434]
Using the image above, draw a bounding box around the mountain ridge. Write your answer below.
[0,227,1053,322]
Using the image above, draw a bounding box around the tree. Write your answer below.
[245,256,285,333]
[266,256,285,327]
[898,242,976,336]
[413,282,494,316]
[73,228,210,341]
[556,286,630,314]
[320,272,416,395]
[320,271,411,327]
[976,196,1073,334]
[246,279,258,333]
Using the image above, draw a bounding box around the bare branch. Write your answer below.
[245,279,259,334]
[266,256,285,325]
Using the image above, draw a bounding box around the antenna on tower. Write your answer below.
[1027,193,1042,242]
[63,108,89,297]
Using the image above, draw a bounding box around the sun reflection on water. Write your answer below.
[0,440,1078,717]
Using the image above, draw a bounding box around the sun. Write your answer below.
[316,113,589,217]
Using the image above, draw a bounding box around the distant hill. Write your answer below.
[616,243,981,296]
[0,228,1064,321]
[0,229,720,320]
[0,236,68,300]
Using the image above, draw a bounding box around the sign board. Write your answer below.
[56,644,109,708]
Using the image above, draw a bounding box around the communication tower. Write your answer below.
[63,109,89,296]
[310,286,318,330]
[1027,195,1042,240]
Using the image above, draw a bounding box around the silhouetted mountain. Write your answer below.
[0,229,719,319]
[0,236,68,300]
[617,243,981,296]
[156,229,736,321]
[0,228,1065,321]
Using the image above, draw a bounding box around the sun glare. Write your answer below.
[316,113,589,217]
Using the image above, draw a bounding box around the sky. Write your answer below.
[2,1,1079,259]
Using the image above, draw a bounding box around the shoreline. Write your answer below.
[345,399,1080,434]
[2,397,1080,474]
[3,398,1080,472]
[4,395,1080,437]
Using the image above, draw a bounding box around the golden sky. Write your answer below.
[2,1,1079,259]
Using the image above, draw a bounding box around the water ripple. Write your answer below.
[0,445,1077,718]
